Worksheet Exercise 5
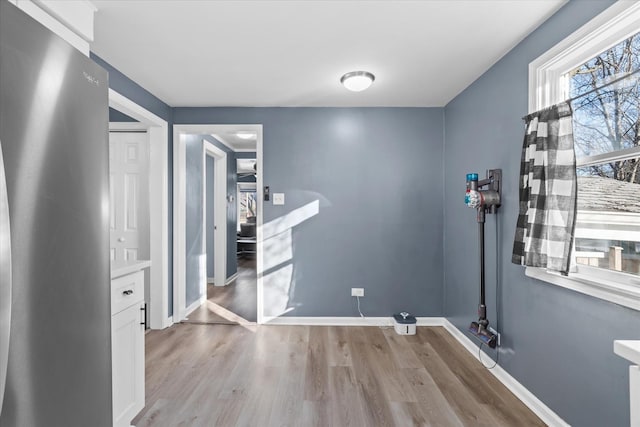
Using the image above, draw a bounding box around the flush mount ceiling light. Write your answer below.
[236,131,256,140]
[340,71,375,92]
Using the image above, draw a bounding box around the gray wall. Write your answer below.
[183,135,238,306]
[202,135,238,279]
[206,155,215,278]
[174,108,444,317]
[184,135,203,307]
[442,1,640,425]
[108,107,137,122]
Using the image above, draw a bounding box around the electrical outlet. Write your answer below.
[351,288,364,297]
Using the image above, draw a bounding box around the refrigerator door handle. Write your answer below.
[0,138,12,416]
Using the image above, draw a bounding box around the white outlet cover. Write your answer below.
[351,288,364,297]
[273,193,285,205]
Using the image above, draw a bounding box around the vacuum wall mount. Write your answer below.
[465,169,501,348]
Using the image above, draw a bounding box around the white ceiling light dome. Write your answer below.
[236,131,256,140]
[340,71,375,92]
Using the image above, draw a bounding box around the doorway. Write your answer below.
[203,141,227,297]
[173,124,263,324]
[108,90,170,330]
[108,128,149,264]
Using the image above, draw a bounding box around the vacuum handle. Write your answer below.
[479,221,486,307]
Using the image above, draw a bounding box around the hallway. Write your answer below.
[184,258,257,324]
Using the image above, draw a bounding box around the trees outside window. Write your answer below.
[568,31,640,275]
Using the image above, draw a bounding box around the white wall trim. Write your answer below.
[255,128,264,324]
[109,122,149,132]
[10,0,93,55]
[526,266,640,312]
[225,272,239,285]
[203,141,228,292]
[184,295,206,319]
[109,89,170,330]
[528,0,640,112]
[173,129,186,323]
[263,316,396,326]
[32,0,96,41]
[261,316,447,327]
[442,319,570,427]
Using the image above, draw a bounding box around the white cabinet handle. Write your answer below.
[118,237,125,242]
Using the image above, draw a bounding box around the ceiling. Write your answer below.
[205,124,260,151]
[91,1,566,108]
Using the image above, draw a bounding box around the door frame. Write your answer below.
[108,89,171,329]
[202,141,227,291]
[173,124,264,324]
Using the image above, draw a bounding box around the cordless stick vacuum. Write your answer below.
[464,170,501,349]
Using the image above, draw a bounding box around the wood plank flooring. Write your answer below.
[132,325,545,427]
[183,258,257,324]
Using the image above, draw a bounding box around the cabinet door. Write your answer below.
[112,303,145,427]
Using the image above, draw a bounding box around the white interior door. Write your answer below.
[109,131,149,262]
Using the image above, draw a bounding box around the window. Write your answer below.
[238,191,257,225]
[570,32,640,277]
[528,1,640,310]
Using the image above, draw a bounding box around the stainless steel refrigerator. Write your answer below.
[0,1,112,426]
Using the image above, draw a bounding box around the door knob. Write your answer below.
[118,237,125,242]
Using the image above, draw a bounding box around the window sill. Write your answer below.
[525,267,640,312]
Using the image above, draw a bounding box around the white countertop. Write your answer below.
[614,340,640,365]
[111,260,151,279]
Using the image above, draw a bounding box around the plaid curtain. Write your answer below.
[512,102,577,274]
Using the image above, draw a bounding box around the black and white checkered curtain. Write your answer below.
[512,102,577,274]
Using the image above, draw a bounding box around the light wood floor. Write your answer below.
[184,258,257,324]
[132,324,544,427]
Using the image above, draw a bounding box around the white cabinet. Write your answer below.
[111,269,145,427]
[614,340,640,427]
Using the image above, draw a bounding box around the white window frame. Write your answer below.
[527,0,640,311]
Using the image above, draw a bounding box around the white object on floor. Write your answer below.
[393,313,416,335]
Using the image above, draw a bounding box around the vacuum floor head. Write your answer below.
[468,321,497,348]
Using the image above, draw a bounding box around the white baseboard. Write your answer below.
[162,316,173,329]
[262,316,447,327]
[416,317,447,326]
[208,273,238,287]
[263,316,392,326]
[184,297,205,319]
[442,319,569,427]
[225,272,239,285]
